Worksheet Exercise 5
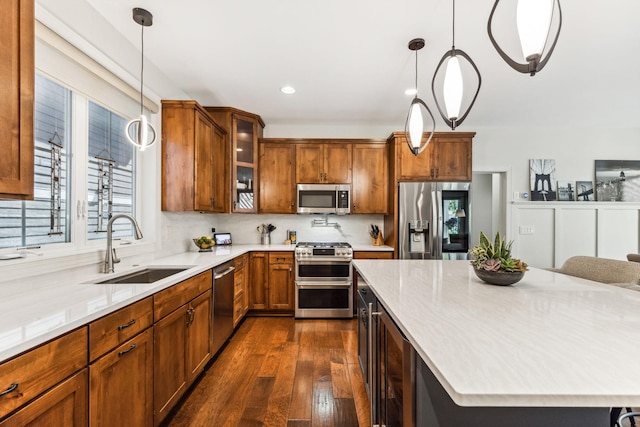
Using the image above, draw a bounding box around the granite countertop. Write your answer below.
[353,259,640,408]
[0,243,392,362]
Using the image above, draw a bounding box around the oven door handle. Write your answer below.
[295,281,352,289]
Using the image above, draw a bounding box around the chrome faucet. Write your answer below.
[104,213,143,273]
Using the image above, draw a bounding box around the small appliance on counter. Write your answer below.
[213,233,232,245]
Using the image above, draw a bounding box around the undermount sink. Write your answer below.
[93,267,192,284]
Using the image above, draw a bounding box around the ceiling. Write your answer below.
[83,0,639,131]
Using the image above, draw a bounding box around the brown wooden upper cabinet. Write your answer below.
[388,132,475,182]
[161,100,227,212]
[296,142,352,184]
[352,143,389,214]
[205,107,265,213]
[259,141,296,214]
[0,0,34,200]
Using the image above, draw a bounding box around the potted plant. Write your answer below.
[469,231,528,285]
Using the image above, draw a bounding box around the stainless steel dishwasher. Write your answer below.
[212,262,235,356]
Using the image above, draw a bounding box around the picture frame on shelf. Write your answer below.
[557,181,575,201]
[595,160,640,202]
[530,159,557,201]
[576,181,594,201]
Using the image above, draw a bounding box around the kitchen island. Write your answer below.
[353,259,640,426]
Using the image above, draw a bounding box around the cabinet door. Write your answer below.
[210,124,227,212]
[186,290,212,383]
[0,0,34,200]
[233,116,258,213]
[0,369,87,427]
[259,143,296,213]
[154,306,188,425]
[249,252,268,310]
[89,328,153,427]
[194,112,215,212]
[396,135,436,181]
[268,259,294,310]
[432,137,472,181]
[324,144,352,183]
[352,144,388,214]
[296,143,323,183]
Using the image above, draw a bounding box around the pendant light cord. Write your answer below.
[140,23,145,116]
[452,0,456,48]
[414,48,418,99]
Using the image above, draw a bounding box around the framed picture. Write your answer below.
[575,181,594,201]
[530,159,557,201]
[557,181,575,201]
[595,160,640,202]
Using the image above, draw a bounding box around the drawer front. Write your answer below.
[234,254,247,270]
[89,297,153,362]
[233,293,244,326]
[234,269,245,298]
[269,252,293,265]
[154,270,212,320]
[0,327,88,419]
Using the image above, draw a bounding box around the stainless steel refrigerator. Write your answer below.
[398,182,471,260]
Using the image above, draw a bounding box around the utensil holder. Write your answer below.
[371,235,384,246]
[261,234,271,245]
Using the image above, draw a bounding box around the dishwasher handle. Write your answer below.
[214,266,235,279]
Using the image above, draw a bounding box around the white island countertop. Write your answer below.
[353,259,640,408]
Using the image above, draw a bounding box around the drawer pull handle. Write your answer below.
[118,319,136,331]
[118,343,137,357]
[0,382,18,397]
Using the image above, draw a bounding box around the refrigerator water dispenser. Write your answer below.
[408,220,429,253]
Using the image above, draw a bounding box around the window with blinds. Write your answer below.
[0,75,71,249]
[87,101,135,240]
[0,74,137,249]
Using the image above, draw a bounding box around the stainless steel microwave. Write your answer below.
[297,184,351,215]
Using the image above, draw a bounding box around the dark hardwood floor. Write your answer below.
[166,317,370,427]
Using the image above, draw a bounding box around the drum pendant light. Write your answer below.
[126,8,157,151]
[404,38,435,156]
[488,0,562,76]
[431,0,481,130]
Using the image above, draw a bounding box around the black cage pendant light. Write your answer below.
[126,7,157,151]
[488,0,562,76]
[431,0,481,131]
[404,38,435,156]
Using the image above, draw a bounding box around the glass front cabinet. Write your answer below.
[205,107,265,213]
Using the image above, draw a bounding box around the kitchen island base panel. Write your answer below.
[416,357,609,427]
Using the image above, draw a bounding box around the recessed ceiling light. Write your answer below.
[405,88,417,96]
[280,86,296,94]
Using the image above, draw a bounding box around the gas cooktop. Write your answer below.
[296,242,352,248]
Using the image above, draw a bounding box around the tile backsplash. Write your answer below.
[160,212,384,256]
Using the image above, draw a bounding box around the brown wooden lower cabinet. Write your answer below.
[353,251,394,259]
[154,288,212,426]
[249,251,294,312]
[89,328,153,427]
[0,369,88,427]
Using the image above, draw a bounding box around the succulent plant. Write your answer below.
[470,231,528,273]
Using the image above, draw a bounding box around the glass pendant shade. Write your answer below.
[404,38,435,156]
[404,97,435,155]
[517,0,554,62]
[443,56,463,121]
[488,0,562,76]
[432,1,481,130]
[127,7,157,151]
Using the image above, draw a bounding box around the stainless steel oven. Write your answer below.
[294,242,353,318]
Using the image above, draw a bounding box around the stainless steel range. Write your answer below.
[294,241,353,318]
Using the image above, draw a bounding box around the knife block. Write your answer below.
[371,235,384,246]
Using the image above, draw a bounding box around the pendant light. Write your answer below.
[431,0,481,130]
[126,8,157,151]
[488,0,562,76]
[404,38,435,156]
